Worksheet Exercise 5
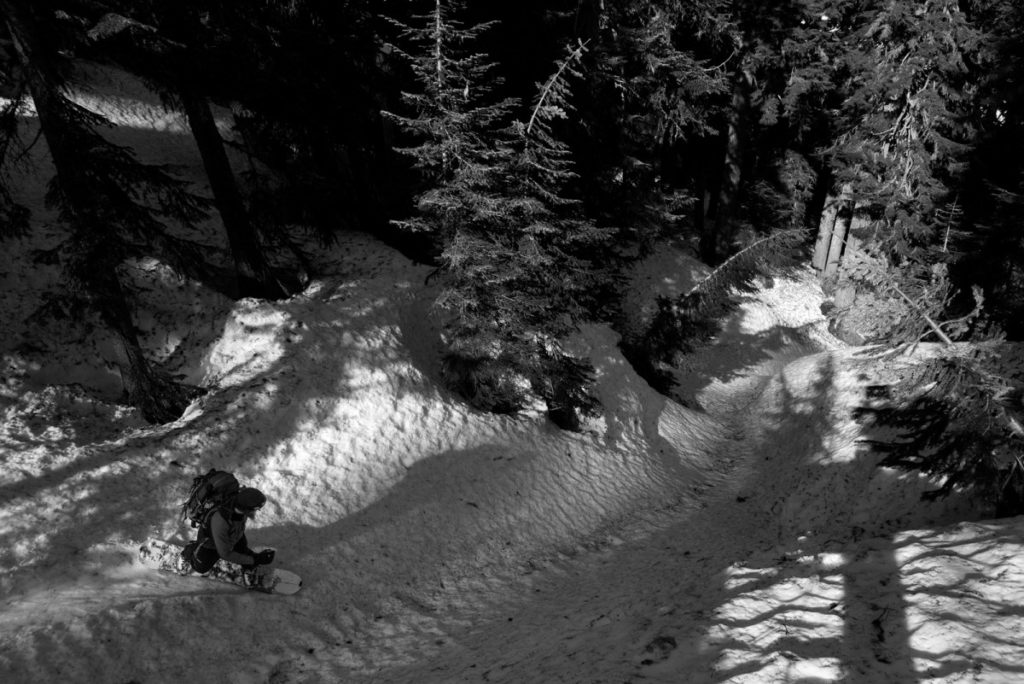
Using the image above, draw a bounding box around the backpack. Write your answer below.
[180,469,239,530]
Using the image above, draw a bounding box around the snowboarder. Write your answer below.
[182,486,275,573]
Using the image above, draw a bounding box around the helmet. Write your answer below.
[235,487,267,511]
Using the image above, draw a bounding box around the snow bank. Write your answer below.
[1,229,729,682]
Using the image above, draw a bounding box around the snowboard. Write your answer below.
[139,539,302,595]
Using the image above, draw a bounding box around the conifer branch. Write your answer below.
[434,0,444,92]
[525,40,588,137]
[893,285,954,345]
[676,228,806,317]
[685,231,795,298]
[627,229,807,394]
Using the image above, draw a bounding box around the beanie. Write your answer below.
[236,487,267,510]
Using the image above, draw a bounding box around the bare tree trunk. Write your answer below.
[715,89,744,238]
[818,184,854,280]
[694,146,715,258]
[178,88,288,300]
[823,213,848,280]
[841,203,869,269]
[812,194,840,271]
[831,200,870,321]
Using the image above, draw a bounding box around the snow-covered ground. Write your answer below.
[2,68,1022,684]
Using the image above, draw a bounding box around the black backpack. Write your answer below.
[180,469,239,529]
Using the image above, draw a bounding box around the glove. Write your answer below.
[253,549,275,566]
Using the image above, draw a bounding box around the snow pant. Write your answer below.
[183,534,253,573]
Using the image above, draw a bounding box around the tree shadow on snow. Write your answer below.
[440,350,1013,683]
[687,354,1012,683]
[227,340,1012,683]
[668,318,825,411]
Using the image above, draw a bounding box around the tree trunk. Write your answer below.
[813,183,854,280]
[823,184,855,280]
[697,164,715,260]
[694,139,715,259]
[840,203,869,273]
[812,194,840,271]
[701,72,750,263]
[100,271,198,423]
[178,88,288,300]
[823,214,849,281]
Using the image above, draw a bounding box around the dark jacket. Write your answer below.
[200,509,256,566]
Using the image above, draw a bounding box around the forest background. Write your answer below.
[2,1,1022,513]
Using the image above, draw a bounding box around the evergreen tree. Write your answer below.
[87,1,293,300]
[801,0,1024,512]
[450,41,605,425]
[956,0,1024,339]
[1,0,206,422]
[386,1,601,424]
[385,0,530,412]
[600,1,822,392]
[854,340,1024,513]
[137,0,396,263]
[577,0,821,264]
[577,0,729,257]
[817,0,985,344]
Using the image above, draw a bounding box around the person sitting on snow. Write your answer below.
[183,487,274,573]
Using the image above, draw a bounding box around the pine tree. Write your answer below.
[955,0,1024,339]
[1,0,207,422]
[385,0,530,412]
[87,1,293,300]
[449,40,605,425]
[577,0,729,256]
[795,0,1024,511]
[386,2,601,424]
[385,0,516,231]
[817,0,985,344]
[222,1,390,252]
[854,339,1024,513]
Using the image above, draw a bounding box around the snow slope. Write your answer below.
[1,67,1021,684]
